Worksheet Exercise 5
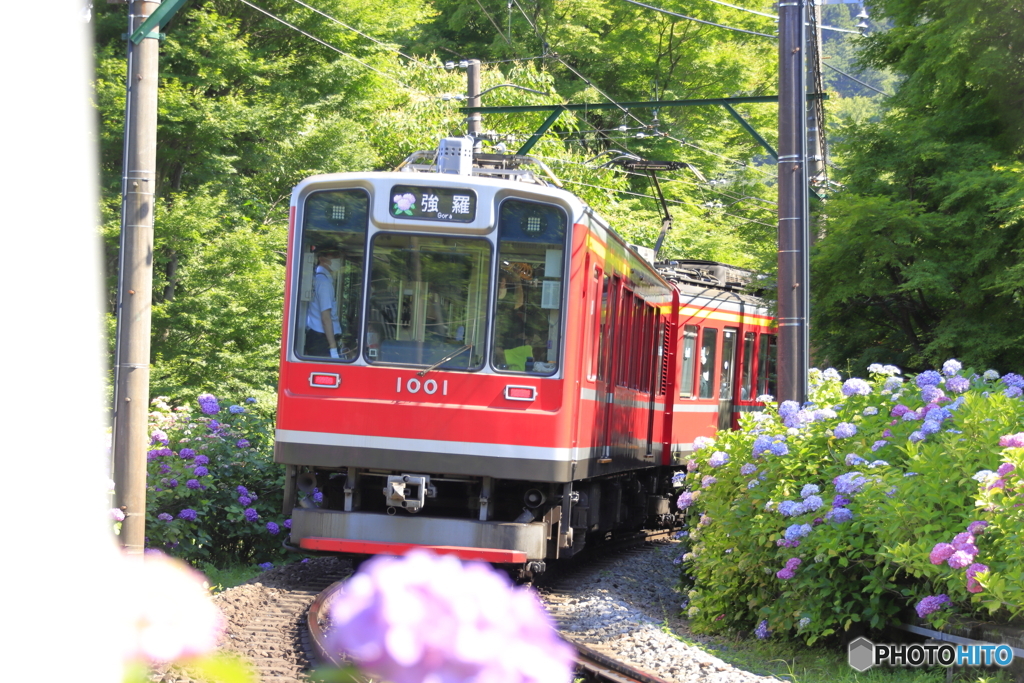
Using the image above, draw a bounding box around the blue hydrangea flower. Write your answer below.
[236,439,251,449]
[884,376,903,391]
[868,460,889,468]
[871,440,888,451]
[921,421,941,435]
[803,495,824,511]
[1006,386,1023,399]
[916,371,942,388]
[946,376,970,393]
[834,472,866,495]
[769,440,789,456]
[1001,373,1024,389]
[747,479,759,489]
[983,369,1000,381]
[842,379,872,397]
[845,453,867,466]
[798,617,811,629]
[179,448,196,459]
[677,491,698,509]
[833,422,857,439]
[813,408,838,421]
[825,507,854,523]
[754,620,770,639]
[244,508,259,522]
[909,430,926,443]
[671,472,686,485]
[229,405,246,414]
[921,385,945,404]
[178,509,198,521]
[186,479,201,490]
[822,368,841,381]
[942,359,962,376]
[157,513,173,522]
[777,500,805,517]
[784,523,813,541]
[245,397,258,404]
[779,401,800,419]
[740,463,758,476]
[258,562,274,570]
[708,451,729,467]
[801,484,820,498]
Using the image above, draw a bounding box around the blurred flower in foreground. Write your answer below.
[120,551,224,663]
[328,550,575,683]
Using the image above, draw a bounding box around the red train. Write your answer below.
[274,139,775,576]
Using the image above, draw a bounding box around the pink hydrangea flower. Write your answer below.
[929,543,955,565]
[997,462,1015,477]
[966,563,989,594]
[328,551,576,683]
[999,433,1024,448]
[119,551,225,662]
[947,550,973,569]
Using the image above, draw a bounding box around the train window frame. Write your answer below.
[489,198,569,377]
[293,187,370,364]
[364,232,491,371]
[698,327,718,400]
[679,325,698,398]
[740,331,756,401]
[757,332,778,398]
[585,265,601,382]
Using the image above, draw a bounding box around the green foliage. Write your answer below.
[144,394,296,568]
[677,366,1024,646]
[813,0,1024,375]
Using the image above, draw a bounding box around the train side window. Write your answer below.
[698,328,718,399]
[586,266,601,382]
[757,333,778,398]
[491,199,568,375]
[679,325,698,397]
[294,189,369,362]
[718,328,737,402]
[740,332,756,400]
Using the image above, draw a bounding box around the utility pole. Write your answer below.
[112,0,161,555]
[806,0,826,187]
[776,0,810,404]
[466,59,482,146]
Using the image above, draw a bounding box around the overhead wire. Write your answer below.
[285,0,429,66]
[620,0,778,39]
[237,0,422,92]
[822,61,888,96]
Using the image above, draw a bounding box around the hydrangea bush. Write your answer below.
[144,394,293,567]
[675,364,1024,645]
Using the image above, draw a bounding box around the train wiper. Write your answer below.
[417,345,473,377]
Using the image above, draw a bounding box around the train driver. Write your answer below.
[305,247,344,358]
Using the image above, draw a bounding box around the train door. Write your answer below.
[644,310,659,456]
[594,275,618,457]
[717,327,738,430]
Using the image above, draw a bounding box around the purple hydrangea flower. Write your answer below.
[902,410,921,422]
[909,430,926,443]
[825,507,854,523]
[929,543,955,565]
[266,522,280,535]
[997,462,1015,476]
[179,448,196,459]
[328,550,576,683]
[194,455,209,466]
[236,439,250,449]
[178,509,197,522]
[966,520,989,536]
[186,479,201,490]
[803,495,824,511]
[312,490,323,503]
[947,550,973,569]
[238,495,252,506]
[197,393,220,415]
[686,459,699,472]
[842,379,872,396]
[966,563,988,593]
[159,463,171,474]
[677,491,698,509]
[157,512,173,522]
[916,371,942,388]
[740,463,758,476]
[1000,373,1024,389]
[150,430,169,445]
[801,484,820,498]
[166,479,179,488]
[754,620,770,639]
[237,485,249,495]
[834,422,857,439]
[229,405,246,414]
[999,433,1024,448]
[692,436,715,451]
[193,466,209,477]
[916,594,951,618]
[776,557,802,580]
[921,385,945,404]
[890,404,911,418]
[284,519,292,529]
[769,440,789,456]
[845,453,867,466]
[951,532,978,556]
[946,376,970,393]
[258,562,274,570]
[701,475,717,488]
[835,472,867,495]
[244,508,259,522]
[708,451,729,467]
[921,421,941,435]
[871,440,888,452]
[1006,386,1023,399]
[832,494,851,507]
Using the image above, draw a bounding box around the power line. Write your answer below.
[620,0,778,39]
[238,0,421,92]
[285,0,430,67]
[822,60,888,95]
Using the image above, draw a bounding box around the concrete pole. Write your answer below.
[776,0,810,404]
[806,0,825,185]
[466,59,482,146]
[112,0,160,555]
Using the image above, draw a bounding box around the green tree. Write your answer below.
[811,0,1024,375]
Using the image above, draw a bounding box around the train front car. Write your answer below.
[274,142,678,575]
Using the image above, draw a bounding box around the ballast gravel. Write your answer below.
[540,543,783,683]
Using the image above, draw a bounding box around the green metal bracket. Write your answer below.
[130,0,191,44]
[516,108,565,156]
[721,102,778,160]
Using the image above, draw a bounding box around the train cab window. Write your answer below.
[491,200,568,375]
[757,333,778,398]
[294,189,369,362]
[698,328,718,399]
[740,332,756,400]
[365,234,490,370]
[679,325,698,397]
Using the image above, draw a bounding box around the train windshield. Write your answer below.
[294,189,369,361]
[491,199,568,375]
[366,234,490,370]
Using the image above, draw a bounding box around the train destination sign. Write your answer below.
[390,185,477,223]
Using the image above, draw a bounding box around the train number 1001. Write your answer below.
[396,377,449,396]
